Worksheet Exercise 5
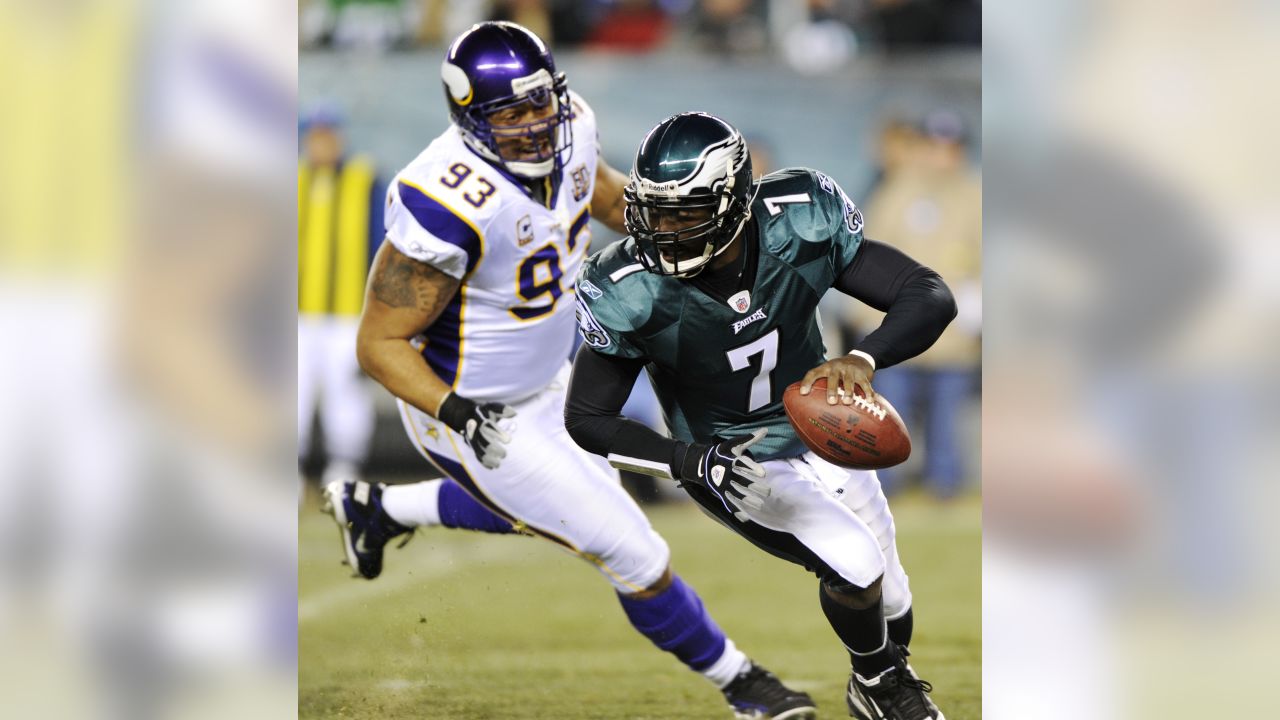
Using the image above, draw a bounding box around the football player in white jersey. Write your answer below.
[321,22,816,719]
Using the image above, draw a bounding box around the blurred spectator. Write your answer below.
[297,105,384,489]
[586,0,672,51]
[858,109,981,498]
[489,0,647,48]
[863,116,920,197]
[780,1,859,73]
[745,134,776,178]
[299,0,985,53]
[301,0,421,51]
[864,0,981,50]
[489,0,555,43]
[694,0,768,54]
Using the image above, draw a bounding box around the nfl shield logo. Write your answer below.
[728,290,751,314]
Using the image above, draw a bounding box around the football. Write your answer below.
[782,378,911,470]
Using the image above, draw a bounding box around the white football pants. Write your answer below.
[397,364,670,593]
[732,454,913,619]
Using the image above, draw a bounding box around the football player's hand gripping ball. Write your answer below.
[799,353,876,405]
[438,393,517,469]
[680,429,771,522]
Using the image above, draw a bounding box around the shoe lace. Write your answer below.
[884,663,934,719]
[727,665,795,706]
[901,672,932,695]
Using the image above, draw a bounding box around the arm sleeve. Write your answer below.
[384,179,482,280]
[563,345,691,480]
[835,238,958,369]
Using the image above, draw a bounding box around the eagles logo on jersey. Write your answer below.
[575,301,611,349]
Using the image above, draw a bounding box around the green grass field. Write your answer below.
[300,486,980,719]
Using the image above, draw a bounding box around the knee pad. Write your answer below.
[591,526,670,593]
[881,565,913,619]
[855,494,895,545]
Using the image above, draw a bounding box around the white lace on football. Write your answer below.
[850,394,888,422]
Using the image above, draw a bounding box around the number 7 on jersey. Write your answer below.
[762,194,811,216]
[726,328,779,412]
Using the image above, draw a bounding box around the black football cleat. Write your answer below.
[322,480,412,579]
[845,650,944,720]
[722,663,818,720]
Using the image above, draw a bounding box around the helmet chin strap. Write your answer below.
[658,156,753,278]
[460,132,557,178]
[505,157,555,178]
[663,244,715,277]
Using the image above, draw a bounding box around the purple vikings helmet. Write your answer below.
[441,22,573,179]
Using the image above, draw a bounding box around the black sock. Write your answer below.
[819,582,898,679]
[888,606,914,649]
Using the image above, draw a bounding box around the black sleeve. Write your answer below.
[564,345,697,480]
[835,238,959,369]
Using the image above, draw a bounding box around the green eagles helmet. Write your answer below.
[623,112,756,277]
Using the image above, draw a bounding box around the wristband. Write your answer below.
[436,392,477,433]
[672,442,708,482]
[846,349,877,371]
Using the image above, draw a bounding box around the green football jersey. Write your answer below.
[576,167,865,460]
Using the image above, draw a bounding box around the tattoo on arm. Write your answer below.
[371,246,455,313]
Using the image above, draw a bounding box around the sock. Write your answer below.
[701,638,752,688]
[819,582,899,680]
[381,481,442,528]
[383,479,515,533]
[617,574,748,687]
[888,606,913,649]
[436,480,515,533]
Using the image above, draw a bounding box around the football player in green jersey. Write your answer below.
[566,113,958,720]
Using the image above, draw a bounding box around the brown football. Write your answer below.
[782,378,911,470]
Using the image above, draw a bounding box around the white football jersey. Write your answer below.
[385,91,599,403]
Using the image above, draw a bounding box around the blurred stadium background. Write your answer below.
[6,1,1275,718]
[299,2,981,719]
[298,0,982,494]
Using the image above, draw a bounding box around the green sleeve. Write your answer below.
[574,272,647,360]
[810,170,865,274]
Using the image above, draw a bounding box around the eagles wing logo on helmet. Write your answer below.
[624,112,757,278]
